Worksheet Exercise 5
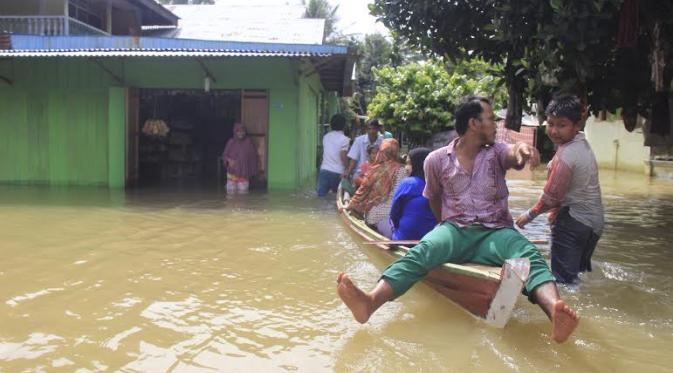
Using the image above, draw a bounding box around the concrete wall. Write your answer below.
[584,117,649,174]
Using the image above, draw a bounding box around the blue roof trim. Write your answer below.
[9,34,349,54]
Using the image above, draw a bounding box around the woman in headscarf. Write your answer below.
[346,138,407,238]
[390,147,437,240]
[222,123,259,193]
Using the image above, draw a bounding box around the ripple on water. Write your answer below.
[0,333,63,361]
[599,262,644,283]
[5,288,65,308]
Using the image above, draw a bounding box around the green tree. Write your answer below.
[347,34,394,114]
[371,0,673,133]
[331,32,424,116]
[303,0,339,42]
[368,59,506,144]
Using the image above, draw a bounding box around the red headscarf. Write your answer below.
[348,139,403,215]
[222,123,259,178]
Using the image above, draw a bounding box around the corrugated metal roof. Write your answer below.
[163,3,324,45]
[0,50,333,57]
[3,35,347,54]
[0,33,356,96]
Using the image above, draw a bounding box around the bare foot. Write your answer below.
[551,300,580,343]
[336,273,373,324]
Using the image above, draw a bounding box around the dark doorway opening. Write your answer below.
[136,89,240,187]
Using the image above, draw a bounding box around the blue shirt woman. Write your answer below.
[390,148,437,240]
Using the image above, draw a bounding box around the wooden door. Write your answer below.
[125,87,140,186]
[241,90,269,186]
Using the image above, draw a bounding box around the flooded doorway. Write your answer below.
[128,89,268,190]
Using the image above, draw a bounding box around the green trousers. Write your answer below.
[381,221,556,300]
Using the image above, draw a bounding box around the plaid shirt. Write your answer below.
[423,139,514,229]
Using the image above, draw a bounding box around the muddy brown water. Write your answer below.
[1,170,672,372]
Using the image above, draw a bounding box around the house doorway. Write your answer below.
[129,89,268,189]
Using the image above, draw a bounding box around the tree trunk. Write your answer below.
[505,76,524,132]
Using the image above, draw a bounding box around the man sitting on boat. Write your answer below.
[337,96,580,343]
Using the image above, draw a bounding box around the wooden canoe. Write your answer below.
[336,186,530,328]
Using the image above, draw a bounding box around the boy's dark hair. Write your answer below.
[455,96,491,135]
[545,95,583,124]
[367,118,382,128]
[366,143,379,155]
[330,113,346,131]
[408,147,431,180]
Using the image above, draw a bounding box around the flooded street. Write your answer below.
[1,170,673,372]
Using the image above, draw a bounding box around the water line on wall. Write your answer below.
[613,138,620,170]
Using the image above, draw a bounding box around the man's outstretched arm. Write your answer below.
[505,142,540,170]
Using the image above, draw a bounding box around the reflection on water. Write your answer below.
[1,170,673,372]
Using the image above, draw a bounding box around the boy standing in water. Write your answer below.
[516,95,604,284]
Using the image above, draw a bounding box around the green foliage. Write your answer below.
[350,34,394,114]
[302,0,339,42]
[358,34,393,91]
[368,59,506,143]
[330,32,424,115]
[371,0,673,126]
[338,97,358,122]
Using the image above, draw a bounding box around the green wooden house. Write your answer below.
[0,0,355,190]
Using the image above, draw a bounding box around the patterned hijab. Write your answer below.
[348,138,402,215]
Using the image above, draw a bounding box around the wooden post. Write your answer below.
[106,0,112,34]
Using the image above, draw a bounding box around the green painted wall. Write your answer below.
[0,56,331,189]
[267,87,300,189]
[0,59,110,186]
[296,69,322,187]
[108,87,125,188]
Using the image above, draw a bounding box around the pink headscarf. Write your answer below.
[222,123,259,178]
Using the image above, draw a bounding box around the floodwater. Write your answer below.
[1,171,672,372]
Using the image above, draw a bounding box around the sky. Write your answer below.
[331,0,389,37]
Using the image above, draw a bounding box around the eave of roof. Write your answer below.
[0,34,356,96]
[0,51,335,57]
[0,35,348,56]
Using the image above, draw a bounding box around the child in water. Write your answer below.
[516,95,604,284]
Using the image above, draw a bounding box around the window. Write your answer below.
[68,0,103,30]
